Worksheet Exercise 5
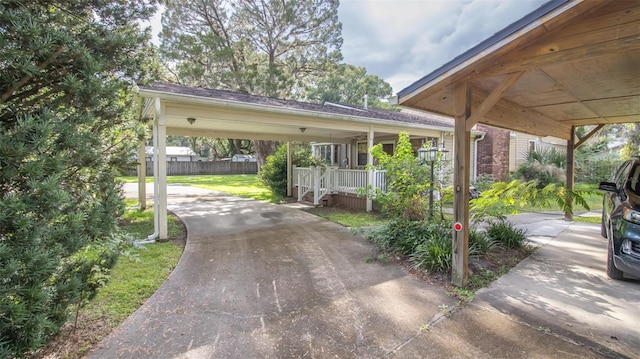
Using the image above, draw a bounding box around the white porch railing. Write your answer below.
[293,167,387,205]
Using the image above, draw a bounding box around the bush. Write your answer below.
[259,143,313,196]
[486,219,527,248]
[410,235,452,272]
[515,148,566,188]
[468,229,501,256]
[363,219,453,272]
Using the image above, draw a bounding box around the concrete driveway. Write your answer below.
[89,185,638,358]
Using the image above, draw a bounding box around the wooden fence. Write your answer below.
[130,161,258,176]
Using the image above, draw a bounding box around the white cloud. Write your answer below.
[149,0,549,94]
[339,0,548,93]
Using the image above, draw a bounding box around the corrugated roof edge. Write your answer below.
[397,0,570,98]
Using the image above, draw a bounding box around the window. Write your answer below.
[382,142,394,156]
[357,142,368,166]
[313,144,337,165]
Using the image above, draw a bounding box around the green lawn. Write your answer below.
[120,174,282,203]
[85,203,184,326]
[304,207,388,227]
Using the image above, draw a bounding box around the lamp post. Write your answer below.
[418,144,449,219]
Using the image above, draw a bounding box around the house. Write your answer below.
[474,125,566,181]
[144,146,202,162]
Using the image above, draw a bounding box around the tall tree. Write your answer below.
[159,0,343,167]
[0,0,157,355]
[304,63,394,109]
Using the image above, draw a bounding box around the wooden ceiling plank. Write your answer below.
[474,35,640,80]
[548,3,640,38]
[466,72,524,131]
[565,115,640,127]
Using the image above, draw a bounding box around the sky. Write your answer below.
[151,0,549,95]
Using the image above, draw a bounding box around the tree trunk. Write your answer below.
[253,140,275,171]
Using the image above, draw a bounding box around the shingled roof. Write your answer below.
[141,82,454,130]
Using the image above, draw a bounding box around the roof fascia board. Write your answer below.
[397,0,578,103]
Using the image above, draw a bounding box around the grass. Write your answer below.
[32,204,184,359]
[120,174,282,203]
[82,242,182,326]
[304,207,388,227]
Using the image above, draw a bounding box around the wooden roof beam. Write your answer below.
[472,89,572,140]
[574,124,604,149]
[466,72,524,131]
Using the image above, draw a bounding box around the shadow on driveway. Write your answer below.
[91,185,637,358]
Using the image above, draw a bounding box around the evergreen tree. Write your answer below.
[0,0,158,355]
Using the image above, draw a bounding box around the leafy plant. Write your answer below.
[410,235,453,272]
[359,132,449,221]
[259,143,313,196]
[485,219,527,248]
[468,229,501,256]
[469,179,594,224]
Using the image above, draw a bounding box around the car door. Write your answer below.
[604,160,633,232]
[602,161,632,231]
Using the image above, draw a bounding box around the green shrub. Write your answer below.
[259,143,313,196]
[468,229,501,256]
[486,220,527,248]
[410,235,452,272]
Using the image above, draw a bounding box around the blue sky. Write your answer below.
[151,0,549,95]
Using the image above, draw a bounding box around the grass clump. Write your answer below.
[485,219,527,248]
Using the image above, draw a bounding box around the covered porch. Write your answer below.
[136,82,460,239]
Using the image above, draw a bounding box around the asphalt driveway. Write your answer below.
[89,184,638,358]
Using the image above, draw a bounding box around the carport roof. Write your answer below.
[139,82,462,143]
[397,0,640,140]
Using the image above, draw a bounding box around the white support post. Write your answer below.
[366,127,374,212]
[287,141,292,197]
[137,141,147,210]
[156,99,168,240]
[313,167,320,205]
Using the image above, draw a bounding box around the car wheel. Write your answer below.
[607,239,624,280]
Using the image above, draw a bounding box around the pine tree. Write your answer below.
[0,0,158,355]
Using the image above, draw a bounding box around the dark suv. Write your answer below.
[599,157,640,280]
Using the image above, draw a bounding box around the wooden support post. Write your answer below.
[452,82,471,287]
[565,126,576,221]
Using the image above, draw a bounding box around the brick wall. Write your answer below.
[476,125,510,181]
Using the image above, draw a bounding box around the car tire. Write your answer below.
[607,239,624,280]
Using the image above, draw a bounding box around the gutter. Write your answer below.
[474,133,486,181]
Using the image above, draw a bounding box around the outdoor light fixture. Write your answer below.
[187,117,196,125]
[299,127,307,133]
[418,143,449,219]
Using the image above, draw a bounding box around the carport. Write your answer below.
[137,83,456,241]
[395,0,640,286]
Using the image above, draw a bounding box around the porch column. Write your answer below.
[565,126,576,221]
[287,141,292,197]
[367,127,374,212]
[137,141,147,210]
[154,97,168,240]
[452,83,471,287]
